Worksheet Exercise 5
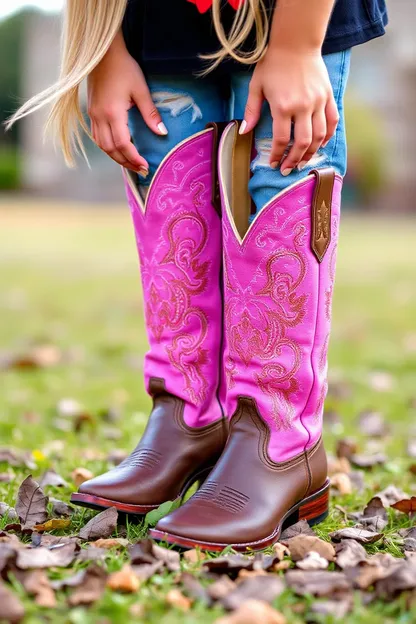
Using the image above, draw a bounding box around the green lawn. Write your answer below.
[1,203,416,623]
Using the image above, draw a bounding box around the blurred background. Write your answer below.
[0,0,415,207]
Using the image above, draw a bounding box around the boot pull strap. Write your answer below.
[206,121,230,216]
[231,122,254,239]
[310,167,336,262]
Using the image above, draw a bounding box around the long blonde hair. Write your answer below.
[6,0,268,166]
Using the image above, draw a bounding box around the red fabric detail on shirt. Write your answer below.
[187,0,243,13]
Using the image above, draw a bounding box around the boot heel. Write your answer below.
[298,482,330,526]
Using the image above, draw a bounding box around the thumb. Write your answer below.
[132,82,168,136]
[240,85,263,134]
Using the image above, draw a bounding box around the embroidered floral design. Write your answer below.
[140,184,211,407]
[224,217,308,429]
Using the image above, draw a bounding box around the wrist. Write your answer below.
[265,43,322,60]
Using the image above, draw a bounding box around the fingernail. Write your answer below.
[298,161,308,171]
[270,161,278,169]
[158,122,168,135]
[281,168,292,177]
[239,120,247,135]
[138,168,149,179]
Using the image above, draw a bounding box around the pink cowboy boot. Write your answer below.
[71,127,228,515]
[151,120,341,549]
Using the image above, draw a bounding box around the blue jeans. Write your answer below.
[128,50,351,214]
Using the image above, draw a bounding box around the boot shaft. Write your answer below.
[218,121,342,461]
[124,128,224,427]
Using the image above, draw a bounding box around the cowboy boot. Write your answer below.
[150,120,341,549]
[71,127,228,515]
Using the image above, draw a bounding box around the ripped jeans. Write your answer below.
[128,50,351,214]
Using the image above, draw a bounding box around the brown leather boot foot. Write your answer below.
[149,399,329,551]
[70,380,228,515]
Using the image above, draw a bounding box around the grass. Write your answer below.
[1,202,416,623]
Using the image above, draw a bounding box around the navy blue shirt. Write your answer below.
[123,0,387,75]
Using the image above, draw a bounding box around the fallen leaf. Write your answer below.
[76,546,107,562]
[39,469,68,489]
[0,544,17,574]
[0,449,35,470]
[221,576,285,610]
[350,453,387,469]
[296,551,329,570]
[0,503,18,521]
[50,498,74,517]
[358,496,388,531]
[282,535,335,562]
[399,527,416,540]
[286,570,350,597]
[215,599,286,624]
[280,520,316,540]
[15,476,48,529]
[129,539,180,572]
[346,555,401,590]
[327,456,351,476]
[71,467,94,487]
[107,564,140,592]
[33,519,71,532]
[272,542,290,560]
[180,572,210,603]
[391,497,416,515]
[375,486,409,507]
[22,569,57,608]
[335,539,367,569]
[68,563,108,606]
[329,527,383,544]
[1,344,62,370]
[330,473,353,495]
[272,560,291,571]
[166,589,192,611]
[132,561,164,581]
[207,576,237,601]
[0,580,25,622]
[51,568,87,591]
[91,538,129,549]
[152,543,181,571]
[310,597,352,619]
[375,560,416,598]
[358,410,388,437]
[348,471,365,492]
[335,438,357,460]
[183,548,205,564]
[78,507,118,540]
[237,569,268,583]
[16,541,78,569]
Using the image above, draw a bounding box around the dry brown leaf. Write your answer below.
[349,453,387,469]
[377,486,410,507]
[2,344,62,371]
[310,597,352,619]
[39,470,68,489]
[183,548,206,564]
[329,527,383,544]
[22,569,57,608]
[166,589,192,611]
[180,572,210,603]
[16,541,78,569]
[286,570,350,597]
[280,520,316,540]
[132,561,164,581]
[272,542,290,560]
[0,449,35,470]
[335,438,357,460]
[346,557,400,590]
[129,539,180,571]
[237,569,268,582]
[207,576,237,601]
[272,560,291,571]
[0,580,25,623]
[391,496,416,515]
[68,564,108,606]
[327,456,351,476]
[78,507,118,540]
[50,498,74,517]
[221,576,285,611]
[296,551,329,570]
[330,473,353,495]
[92,538,129,549]
[335,539,368,569]
[71,468,94,487]
[282,535,335,562]
[375,560,416,598]
[33,519,71,532]
[359,496,388,531]
[215,599,286,624]
[15,475,48,529]
[107,564,140,592]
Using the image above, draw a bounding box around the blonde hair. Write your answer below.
[6,0,268,166]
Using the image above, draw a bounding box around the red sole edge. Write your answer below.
[149,479,330,552]
[70,493,162,515]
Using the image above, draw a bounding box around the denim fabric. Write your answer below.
[128,49,350,214]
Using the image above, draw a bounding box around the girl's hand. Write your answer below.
[241,48,339,175]
[87,31,167,175]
